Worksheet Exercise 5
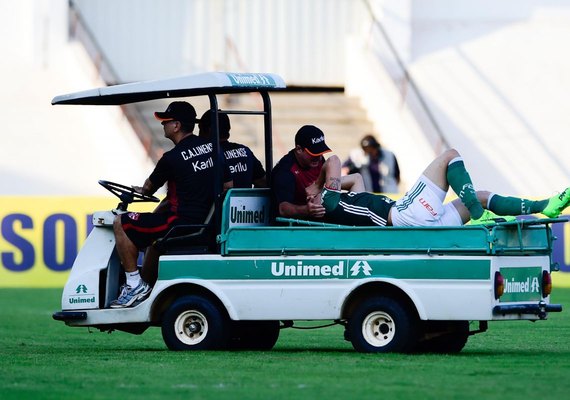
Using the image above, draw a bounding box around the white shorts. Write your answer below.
[390,175,462,227]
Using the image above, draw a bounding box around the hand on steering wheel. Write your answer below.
[98,180,160,210]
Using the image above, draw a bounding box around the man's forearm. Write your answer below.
[278,202,309,218]
[142,178,158,196]
[341,173,364,192]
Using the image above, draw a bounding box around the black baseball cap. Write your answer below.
[154,101,197,123]
[199,109,231,133]
[295,125,331,156]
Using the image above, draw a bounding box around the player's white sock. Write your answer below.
[126,270,141,288]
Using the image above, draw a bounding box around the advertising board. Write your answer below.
[0,197,154,287]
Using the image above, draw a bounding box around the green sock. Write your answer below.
[488,194,548,215]
[447,159,484,219]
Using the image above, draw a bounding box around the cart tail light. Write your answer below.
[542,270,552,297]
[494,271,504,299]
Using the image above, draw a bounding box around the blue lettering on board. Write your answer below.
[43,214,77,272]
[1,213,35,272]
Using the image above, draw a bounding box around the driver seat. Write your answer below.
[152,205,217,255]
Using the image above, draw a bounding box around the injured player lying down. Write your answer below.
[304,149,570,227]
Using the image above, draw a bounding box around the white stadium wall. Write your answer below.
[70,0,366,85]
[347,0,570,196]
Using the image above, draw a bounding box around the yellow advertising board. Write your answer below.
[0,197,155,288]
[1,196,569,287]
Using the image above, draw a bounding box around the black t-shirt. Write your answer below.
[148,135,229,223]
[222,141,265,188]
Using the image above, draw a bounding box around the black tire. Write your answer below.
[228,321,280,350]
[347,296,418,353]
[161,295,229,351]
[414,321,469,354]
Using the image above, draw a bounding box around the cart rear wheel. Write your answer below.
[348,296,417,353]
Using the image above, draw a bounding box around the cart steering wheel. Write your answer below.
[98,180,160,211]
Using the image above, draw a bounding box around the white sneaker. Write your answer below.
[110,281,151,308]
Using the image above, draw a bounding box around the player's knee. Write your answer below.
[476,190,491,207]
[442,148,461,162]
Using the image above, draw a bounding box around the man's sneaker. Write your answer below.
[116,284,128,299]
[110,281,151,308]
[542,187,570,218]
[469,210,516,225]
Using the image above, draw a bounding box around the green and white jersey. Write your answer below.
[322,188,395,226]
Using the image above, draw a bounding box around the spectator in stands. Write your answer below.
[342,134,400,193]
[199,109,266,188]
[111,101,232,308]
[271,125,363,219]
[306,150,570,227]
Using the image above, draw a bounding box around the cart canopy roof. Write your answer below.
[52,72,286,105]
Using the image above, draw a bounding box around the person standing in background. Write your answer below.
[342,134,401,193]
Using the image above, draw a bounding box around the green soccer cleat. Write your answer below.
[469,210,516,225]
[542,187,570,218]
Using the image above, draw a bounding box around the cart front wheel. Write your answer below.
[161,295,229,351]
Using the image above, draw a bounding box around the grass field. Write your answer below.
[1,288,569,400]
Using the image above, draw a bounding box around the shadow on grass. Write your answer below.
[38,341,570,356]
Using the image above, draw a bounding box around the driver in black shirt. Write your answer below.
[111,101,232,308]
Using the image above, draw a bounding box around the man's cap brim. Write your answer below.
[305,148,332,157]
[154,112,174,121]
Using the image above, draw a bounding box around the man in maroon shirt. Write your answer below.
[271,125,330,219]
[271,125,363,220]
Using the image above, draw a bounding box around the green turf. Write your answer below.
[1,288,569,400]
